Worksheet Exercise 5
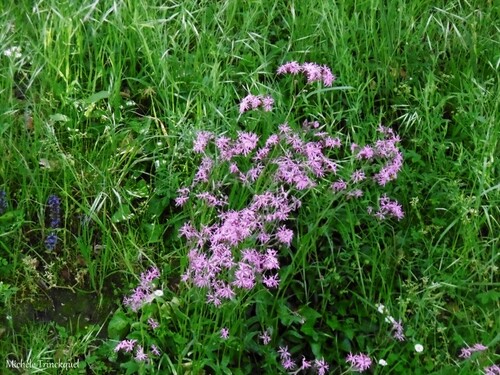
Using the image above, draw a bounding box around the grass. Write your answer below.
[1,0,499,374]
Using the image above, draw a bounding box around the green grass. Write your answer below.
[1,0,498,374]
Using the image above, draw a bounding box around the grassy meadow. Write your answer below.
[0,0,498,374]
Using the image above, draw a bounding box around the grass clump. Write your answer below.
[1,0,498,374]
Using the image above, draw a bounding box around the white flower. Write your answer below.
[153,289,164,297]
[376,303,387,314]
[4,46,22,59]
[414,344,424,353]
[385,315,396,324]
[378,359,388,366]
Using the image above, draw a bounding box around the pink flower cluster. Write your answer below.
[277,61,336,86]
[459,343,488,358]
[123,267,160,312]
[179,188,299,306]
[346,352,372,372]
[239,94,275,113]
[278,346,329,374]
[484,364,500,375]
[114,339,161,362]
[177,122,404,304]
[392,319,405,341]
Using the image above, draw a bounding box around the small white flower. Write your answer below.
[376,303,386,314]
[4,46,22,59]
[414,344,424,353]
[385,315,396,324]
[153,289,164,297]
[378,359,388,366]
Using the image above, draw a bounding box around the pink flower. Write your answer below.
[148,318,159,330]
[315,358,329,374]
[135,345,148,361]
[193,131,213,153]
[236,131,259,156]
[277,61,301,74]
[261,96,274,111]
[233,262,256,289]
[351,170,366,183]
[259,330,272,345]
[392,320,405,341]
[321,65,336,86]
[115,339,137,353]
[484,364,500,375]
[262,274,280,288]
[239,94,262,113]
[151,345,161,356]
[276,226,294,246]
[220,327,229,340]
[332,180,347,191]
[346,353,372,372]
[459,343,488,358]
[300,357,312,370]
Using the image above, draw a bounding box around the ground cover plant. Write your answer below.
[0,0,498,374]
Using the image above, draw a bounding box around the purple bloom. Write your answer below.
[302,62,323,84]
[324,136,341,149]
[315,358,329,375]
[233,262,256,289]
[261,96,274,111]
[115,339,137,353]
[277,61,301,75]
[375,194,404,220]
[239,94,262,113]
[484,365,500,375]
[175,187,190,207]
[259,330,271,345]
[47,194,61,228]
[300,357,312,370]
[236,131,259,156]
[346,353,372,372]
[276,226,294,246]
[278,346,291,360]
[392,320,405,341]
[261,249,279,270]
[148,318,159,330]
[193,131,213,153]
[123,267,161,311]
[220,327,229,340]
[194,156,213,183]
[0,190,7,214]
[347,189,363,199]
[262,274,280,288]
[150,344,161,356]
[332,180,347,192]
[135,345,148,361]
[321,65,336,86]
[351,170,366,183]
[45,232,58,251]
[282,357,296,370]
[356,146,375,160]
[459,343,488,358]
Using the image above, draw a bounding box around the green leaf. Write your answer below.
[111,204,134,223]
[49,113,69,123]
[107,310,130,340]
[84,90,110,104]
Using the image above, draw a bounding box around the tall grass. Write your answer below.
[1,0,498,374]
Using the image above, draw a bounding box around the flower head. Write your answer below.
[114,339,137,353]
[346,353,372,372]
[45,232,58,251]
[0,190,7,214]
[414,344,424,353]
[259,330,271,345]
